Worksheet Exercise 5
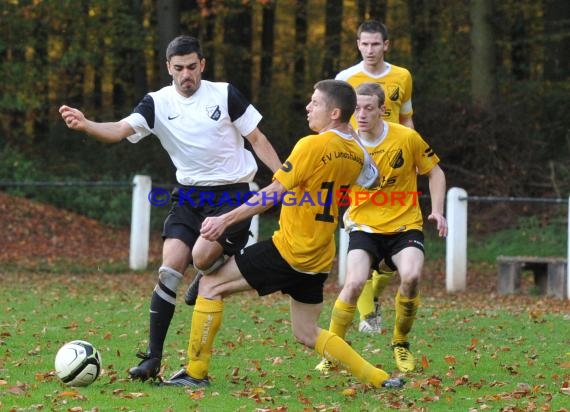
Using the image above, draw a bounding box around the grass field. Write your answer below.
[1,267,569,412]
[1,194,569,411]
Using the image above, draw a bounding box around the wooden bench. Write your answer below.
[496,256,568,299]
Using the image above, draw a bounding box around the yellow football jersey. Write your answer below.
[272,130,370,274]
[336,62,413,127]
[344,122,439,234]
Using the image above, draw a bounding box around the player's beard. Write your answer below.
[178,77,200,97]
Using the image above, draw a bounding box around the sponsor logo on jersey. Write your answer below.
[206,105,221,121]
[168,114,180,120]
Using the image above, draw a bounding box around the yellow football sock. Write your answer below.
[392,290,420,344]
[356,279,375,321]
[315,329,390,388]
[372,269,395,297]
[187,296,223,379]
[328,299,356,339]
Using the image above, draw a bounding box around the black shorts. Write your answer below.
[162,183,252,256]
[348,230,424,271]
[235,239,328,304]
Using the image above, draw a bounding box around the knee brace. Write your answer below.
[194,255,226,275]
[154,266,183,304]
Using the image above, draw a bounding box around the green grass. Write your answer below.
[1,271,569,411]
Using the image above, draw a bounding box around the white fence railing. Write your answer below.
[337,187,570,299]
[444,188,569,299]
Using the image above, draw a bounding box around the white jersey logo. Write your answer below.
[206,105,221,121]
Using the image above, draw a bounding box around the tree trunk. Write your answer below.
[510,8,529,80]
[369,0,387,22]
[199,0,217,80]
[408,0,436,69]
[357,0,387,23]
[322,0,343,78]
[292,0,308,112]
[470,0,496,108]
[156,0,181,87]
[544,0,570,81]
[223,3,253,98]
[128,0,147,101]
[260,1,276,91]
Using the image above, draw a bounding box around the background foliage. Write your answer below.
[1,0,569,225]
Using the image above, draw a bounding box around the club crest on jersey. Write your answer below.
[206,105,221,121]
[389,149,404,168]
[388,85,400,101]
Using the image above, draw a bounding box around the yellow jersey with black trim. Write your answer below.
[272,129,370,274]
[344,122,439,234]
[336,61,413,127]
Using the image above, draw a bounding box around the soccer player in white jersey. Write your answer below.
[59,35,281,382]
[335,20,415,334]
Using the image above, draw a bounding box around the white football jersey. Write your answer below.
[123,80,262,186]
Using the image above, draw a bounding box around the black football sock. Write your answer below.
[147,266,183,358]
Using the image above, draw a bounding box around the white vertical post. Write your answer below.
[130,175,151,270]
[567,195,570,299]
[338,228,349,286]
[246,182,260,247]
[446,187,468,292]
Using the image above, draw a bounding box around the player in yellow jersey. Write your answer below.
[317,83,446,373]
[336,20,414,129]
[162,80,404,389]
[336,20,415,333]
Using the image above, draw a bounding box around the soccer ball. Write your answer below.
[54,340,102,386]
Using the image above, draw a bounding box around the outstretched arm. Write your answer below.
[201,179,286,241]
[426,164,447,237]
[244,128,283,173]
[59,105,134,144]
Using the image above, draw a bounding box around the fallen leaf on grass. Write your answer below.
[7,384,27,395]
[422,354,430,369]
[444,355,456,365]
[64,322,79,330]
[189,390,206,400]
[121,392,147,399]
[57,390,86,400]
[454,375,469,386]
[35,372,53,382]
[341,388,357,397]
[561,381,570,395]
